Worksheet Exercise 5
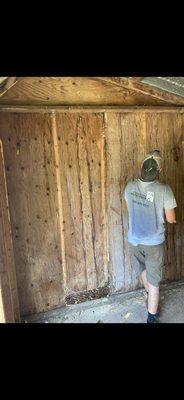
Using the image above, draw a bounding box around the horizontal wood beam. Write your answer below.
[0,105,183,113]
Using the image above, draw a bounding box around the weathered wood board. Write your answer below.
[0,109,183,316]
[0,77,170,106]
[0,112,108,315]
[56,113,108,293]
[106,111,184,291]
[0,113,64,315]
[0,140,20,322]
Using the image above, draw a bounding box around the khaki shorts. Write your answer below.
[129,242,165,287]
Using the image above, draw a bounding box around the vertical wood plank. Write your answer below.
[57,113,87,292]
[77,114,97,290]
[0,140,20,322]
[101,114,109,284]
[51,112,67,290]
[105,113,125,291]
[82,114,108,287]
[57,113,108,293]
[0,113,64,315]
[172,113,183,280]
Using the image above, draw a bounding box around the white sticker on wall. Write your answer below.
[146,192,154,202]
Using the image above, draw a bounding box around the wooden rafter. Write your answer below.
[0,77,20,98]
[94,77,184,105]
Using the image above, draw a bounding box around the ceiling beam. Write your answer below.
[0,105,183,113]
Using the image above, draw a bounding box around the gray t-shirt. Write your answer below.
[124,179,177,246]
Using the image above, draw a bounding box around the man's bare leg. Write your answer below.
[140,270,149,293]
[140,270,149,308]
[140,271,159,321]
[147,282,159,315]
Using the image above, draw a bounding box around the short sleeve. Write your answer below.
[164,185,177,209]
[124,182,130,201]
[124,185,128,201]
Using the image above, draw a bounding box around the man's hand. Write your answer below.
[165,208,176,224]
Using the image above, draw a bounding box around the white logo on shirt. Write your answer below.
[146,192,154,202]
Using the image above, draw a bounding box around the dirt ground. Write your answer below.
[23,280,184,323]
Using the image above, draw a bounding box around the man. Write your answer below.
[124,150,177,323]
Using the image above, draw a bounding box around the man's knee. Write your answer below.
[147,269,162,287]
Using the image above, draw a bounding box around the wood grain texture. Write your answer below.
[0,78,19,98]
[105,113,125,291]
[0,109,183,315]
[106,111,184,293]
[145,113,184,282]
[51,113,67,291]
[57,113,108,292]
[0,113,64,315]
[105,112,149,292]
[0,112,109,315]
[100,77,184,105]
[0,140,20,322]
[0,105,183,113]
[0,77,172,106]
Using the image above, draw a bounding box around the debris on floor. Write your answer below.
[124,312,131,319]
[23,280,184,324]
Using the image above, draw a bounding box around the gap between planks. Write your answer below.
[51,112,67,291]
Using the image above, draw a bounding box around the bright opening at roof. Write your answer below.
[141,77,184,98]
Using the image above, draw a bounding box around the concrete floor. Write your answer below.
[23,280,184,323]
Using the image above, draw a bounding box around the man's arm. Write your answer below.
[165,208,176,224]
[122,198,128,213]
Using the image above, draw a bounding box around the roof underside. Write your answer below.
[141,77,184,98]
[0,77,184,107]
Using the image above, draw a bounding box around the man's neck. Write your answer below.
[139,178,156,182]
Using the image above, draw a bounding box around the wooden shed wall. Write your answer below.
[106,112,184,291]
[0,112,108,315]
[0,109,183,316]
